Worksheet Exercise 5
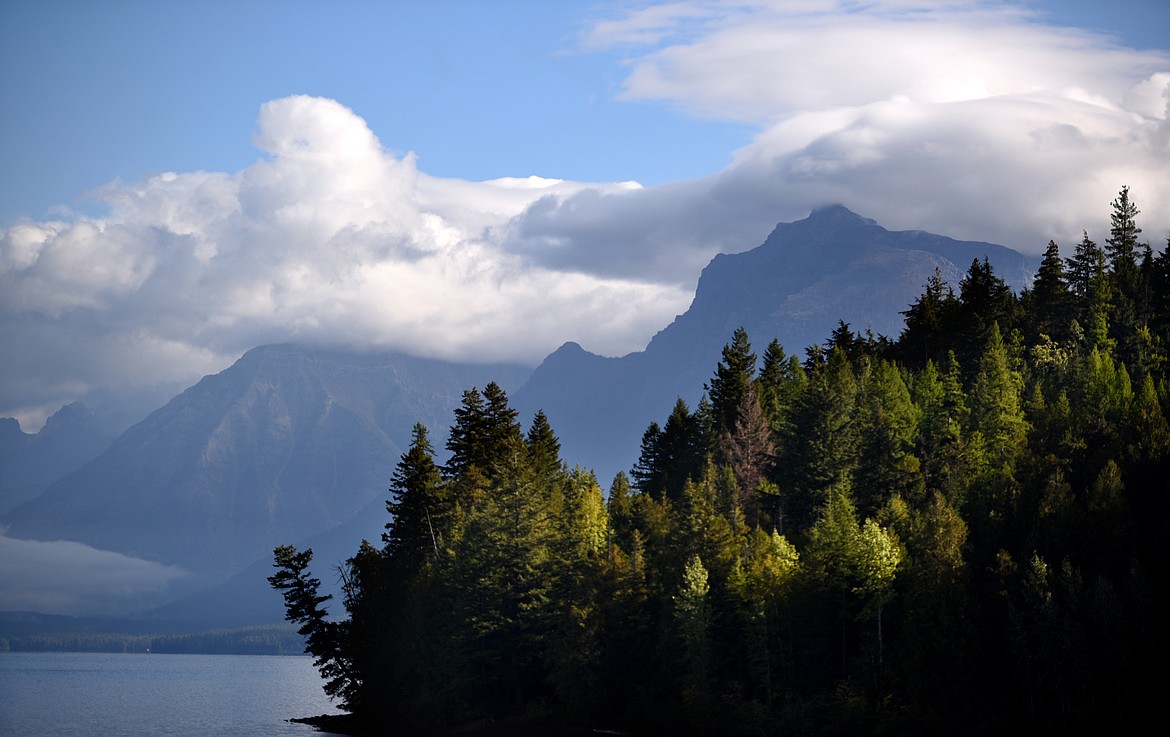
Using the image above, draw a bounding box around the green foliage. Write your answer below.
[384,423,445,574]
[899,268,960,367]
[707,326,757,435]
[271,191,1169,735]
[1026,240,1072,343]
[969,323,1029,470]
[1067,231,1113,353]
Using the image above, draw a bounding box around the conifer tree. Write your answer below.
[1106,185,1142,275]
[446,387,489,477]
[658,398,707,502]
[804,486,864,676]
[525,410,563,482]
[717,382,775,527]
[1028,240,1071,342]
[607,471,636,551]
[1066,231,1113,352]
[855,359,924,515]
[969,323,1029,470]
[269,545,356,706]
[673,554,712,714]
[899,268,960,367]
[757,338,807,439]
[631,421,664,497]
[956,258,1015,373]
[784,347,859,532]
[707,327,756,435]
[1104,188,1149,367]
[385,423,446,573]
[451,427,551,712]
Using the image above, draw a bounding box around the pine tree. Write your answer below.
[1028,240,1072,343]
[969,323,1029,471]
[659,398,707,502]
[1106,185,1142,275]
[673,553,712,716]
[630,421,664,497]
[446,387,489,478]
[855,359,924,515]
[1066,231,1113,353]
[525,410,563,482]
[757,338,807,439]
[269,545,356,707]
[784,347,859,532]
[956,258,1015,373]
[717,382,775,527]
[385,423,446,573]
[707,327,757,435]
[899,268,960,367]
[483,381,523,458]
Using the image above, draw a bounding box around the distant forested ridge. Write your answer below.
[271,188,1169,735]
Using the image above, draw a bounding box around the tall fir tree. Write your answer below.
[707,327,757,435]
[1106,185,1142,275]
[1027,240,1072,343]
[899,268,960,368]
[969,322,1029,471]
[956,258,1015,375]
[1066,231,1113,353]
[385,423,447,574]
[783,347,859,533]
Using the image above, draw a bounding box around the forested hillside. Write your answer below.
[272,188,1169,735]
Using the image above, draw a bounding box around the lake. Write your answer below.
[0,652,345,736]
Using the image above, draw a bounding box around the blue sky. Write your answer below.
[5,0,1164,223]
[1,0,1169,432]
[1,0,751,222]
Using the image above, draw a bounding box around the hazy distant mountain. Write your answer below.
[0,403,116,515]
[513,205,1034,483]
[2,345,529,584]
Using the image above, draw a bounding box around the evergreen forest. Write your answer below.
[271,188,1170,736]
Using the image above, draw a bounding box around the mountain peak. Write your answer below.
[806,204,878,228]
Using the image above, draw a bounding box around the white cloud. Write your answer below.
[0,532,189,615]
[0,96,688,429]
[516,0,1169,276]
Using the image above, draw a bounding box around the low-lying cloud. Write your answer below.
[0,532,189,615]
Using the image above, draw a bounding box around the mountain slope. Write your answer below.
[2,345,529,583]
[513,205,1034,483]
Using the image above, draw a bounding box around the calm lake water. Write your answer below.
[0,652,345,737]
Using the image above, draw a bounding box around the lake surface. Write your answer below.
[0,652,345,737]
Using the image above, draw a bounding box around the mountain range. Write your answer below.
[0,205,1035,621]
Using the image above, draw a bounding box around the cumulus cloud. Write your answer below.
[0,96,687,428]
[0,532,189,615]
